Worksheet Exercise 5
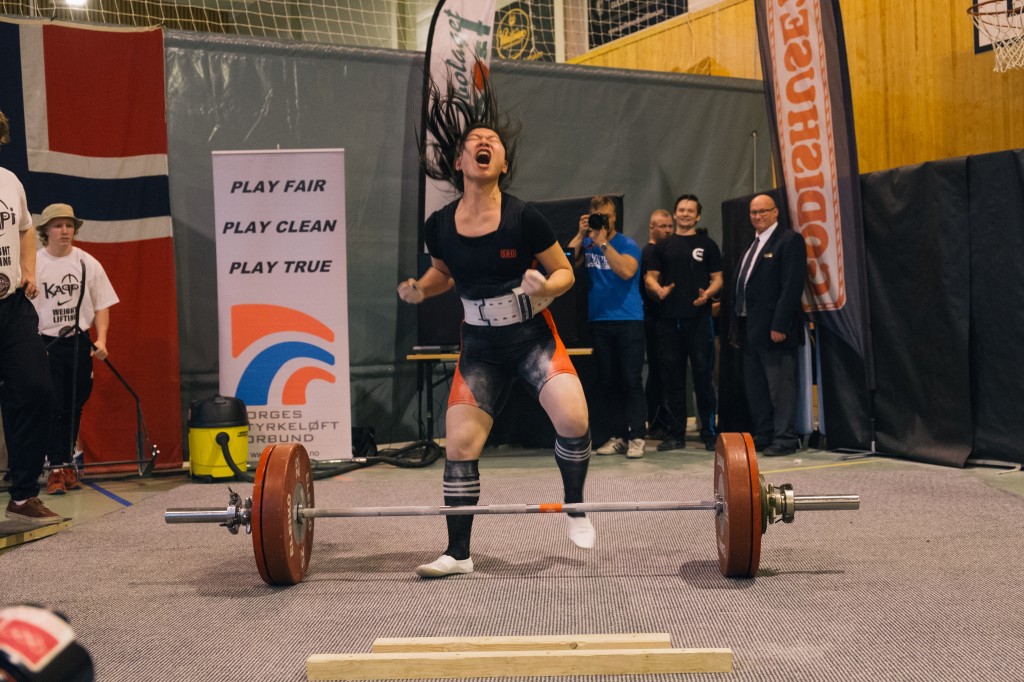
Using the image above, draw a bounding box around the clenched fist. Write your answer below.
[520,269,547,296]
[397,279,425,304]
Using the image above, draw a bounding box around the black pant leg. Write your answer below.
[0,292,55,500]
[643,315,665,427]
[619,321,647,439]
[762,346,800,449]
[656,319,688,438]
[686,316,718,443]
[43,337,94,465]
[591,322,626,440]
[742,343,774,448]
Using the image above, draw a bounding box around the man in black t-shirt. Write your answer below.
[644,194,723,452]
[640,209,674,439]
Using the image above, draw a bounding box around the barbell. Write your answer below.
[164,432,859,585]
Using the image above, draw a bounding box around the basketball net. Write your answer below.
[970,0,1024,72]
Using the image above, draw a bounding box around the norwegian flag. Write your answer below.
[0,19,182,470]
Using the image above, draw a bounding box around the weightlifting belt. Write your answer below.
[461,287,554,327]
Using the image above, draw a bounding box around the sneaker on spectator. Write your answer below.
[46,469,66,496]
[5,497,64,526]
[62,467,82,491]
[595,437,627,455]
[626,438,645,459]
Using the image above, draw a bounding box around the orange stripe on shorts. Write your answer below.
[447,363,482,409]
[541,309,578,379]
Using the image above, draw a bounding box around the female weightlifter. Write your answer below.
[397,72,594,578]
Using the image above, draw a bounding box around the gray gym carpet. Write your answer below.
[3,455,1023,681]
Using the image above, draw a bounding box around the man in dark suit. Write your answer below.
[732,194,807,455]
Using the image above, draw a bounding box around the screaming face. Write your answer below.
[457,127,507,184]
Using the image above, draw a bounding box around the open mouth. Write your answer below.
[475,149,492,165]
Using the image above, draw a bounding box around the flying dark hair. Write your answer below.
[419,65,520,193]
[0,110,10,146]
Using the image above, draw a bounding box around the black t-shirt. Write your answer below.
[647,232,723,318]
[424,193,558,300]
[640,241,660,319]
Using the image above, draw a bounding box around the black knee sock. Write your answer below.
[442,459,480,560]
[555,431,591,518]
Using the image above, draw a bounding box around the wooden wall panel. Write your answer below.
[571,0,1024,173]
[571,0,760,77]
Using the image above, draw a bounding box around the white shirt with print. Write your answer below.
[33,246,119,336]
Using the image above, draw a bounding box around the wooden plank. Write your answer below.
[0,521,71,549]
[307,647,733,680]
[370,633,672,653]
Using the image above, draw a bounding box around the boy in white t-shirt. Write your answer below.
[32,204,119,494]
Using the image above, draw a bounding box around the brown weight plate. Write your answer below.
[714,433,755,578]
[743,433,762,577]
[251,443,315,585]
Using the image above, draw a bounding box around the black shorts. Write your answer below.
[448,310,577,417]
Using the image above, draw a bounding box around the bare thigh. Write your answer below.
[445,403,494,461]
[538,373,589,438]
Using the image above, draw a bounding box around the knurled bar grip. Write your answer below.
[164,495,860,523]
[301,500,720,518]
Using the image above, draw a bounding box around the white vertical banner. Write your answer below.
[212,149,352,461]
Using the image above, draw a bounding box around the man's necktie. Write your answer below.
[734,236,759,316]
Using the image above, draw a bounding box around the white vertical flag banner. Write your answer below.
[212,149,352,461]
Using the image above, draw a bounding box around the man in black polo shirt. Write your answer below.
[643,194,723,452]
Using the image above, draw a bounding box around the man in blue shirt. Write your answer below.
[568,196,646,458]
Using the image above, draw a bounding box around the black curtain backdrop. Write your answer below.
[815,324,871,449]
[861,157,973,466]
[967,150,1024,462]
[766,149,1024,466]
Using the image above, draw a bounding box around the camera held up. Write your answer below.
[587,213,609,231]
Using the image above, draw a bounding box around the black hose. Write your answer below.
[216,431,444,482]
[309,440,444,478]
[215,431,254,482]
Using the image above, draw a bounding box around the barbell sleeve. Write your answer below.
[793,495,860,511]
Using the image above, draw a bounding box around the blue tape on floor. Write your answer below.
[85,482,133,507]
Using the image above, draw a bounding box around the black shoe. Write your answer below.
[656,437,684,452]
[646,425,668,440]
[704,439,716,452]
[763,444,796,456]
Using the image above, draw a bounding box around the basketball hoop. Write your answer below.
[969,0,1024,72]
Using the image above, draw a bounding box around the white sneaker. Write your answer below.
[595,438,627,455]
[626,438,645,459]
[566,515,596,549]
[415,554,474,578]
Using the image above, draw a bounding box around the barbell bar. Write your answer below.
[165,432,860,585]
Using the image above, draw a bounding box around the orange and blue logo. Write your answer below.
[232,304,336,406]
